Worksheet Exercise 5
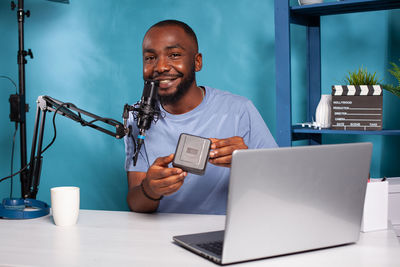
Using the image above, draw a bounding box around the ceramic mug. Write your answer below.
[51,186,80,226]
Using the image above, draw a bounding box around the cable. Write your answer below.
[129,124,150,168]
[9,123,18,198]
[0,75,18,194]
[0,164,29,183]
[0,103,71,183]
[0,75,18,92]
[40,102,73,154]
[142,141,150,168]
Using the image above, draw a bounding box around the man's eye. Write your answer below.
[170,53,181,59]
[144,56,155,62]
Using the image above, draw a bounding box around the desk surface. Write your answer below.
[1,209,399,267]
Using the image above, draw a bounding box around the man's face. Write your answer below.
[142,25,202,105]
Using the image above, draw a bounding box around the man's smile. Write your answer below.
[154,75,182,90]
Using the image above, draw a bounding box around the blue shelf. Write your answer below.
[291,0,400,17]
[274,0,400,146]
[292,126,400,135]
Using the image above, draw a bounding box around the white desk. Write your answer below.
[1,209,399,266]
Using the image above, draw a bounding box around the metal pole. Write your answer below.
[16,0,30,198]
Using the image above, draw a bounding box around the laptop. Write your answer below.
[173,143,372,265]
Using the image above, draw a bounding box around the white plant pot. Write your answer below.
[298,0,324,5]
[315,94,332,128]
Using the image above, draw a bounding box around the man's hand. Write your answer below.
[208,136,248,168]
[142,154,187,199]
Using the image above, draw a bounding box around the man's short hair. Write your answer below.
[147,20,199,51]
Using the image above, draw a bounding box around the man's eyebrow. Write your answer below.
[143,44,186,54]
[143,48,156,54]
[166,44,186,50]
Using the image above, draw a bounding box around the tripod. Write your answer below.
[3,0,69,219]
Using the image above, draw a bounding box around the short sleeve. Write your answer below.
[239,100,278,149]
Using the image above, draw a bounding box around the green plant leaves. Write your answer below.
[344,66,379,85]
[381,59,400,98]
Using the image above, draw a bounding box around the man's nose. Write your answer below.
[155,56,170,73]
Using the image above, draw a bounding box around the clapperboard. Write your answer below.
[331,85,382,130]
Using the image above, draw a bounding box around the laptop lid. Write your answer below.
[221,142,372,264]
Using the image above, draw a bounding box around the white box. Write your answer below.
[388,178,400,225]
[388,178,400,237]
[361,179,388,232]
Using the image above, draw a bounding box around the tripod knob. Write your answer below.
[25,10,30,17]
[11,1,16,10]
[26,49,33,59]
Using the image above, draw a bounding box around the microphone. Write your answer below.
[133,80,160,166]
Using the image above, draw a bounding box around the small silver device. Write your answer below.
[172,133,211,175]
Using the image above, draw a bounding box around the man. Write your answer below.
[125,20,277,214]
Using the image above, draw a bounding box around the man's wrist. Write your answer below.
[141,179,163,201]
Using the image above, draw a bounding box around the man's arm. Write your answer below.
[127,154,187,213]
[127,171,159,213]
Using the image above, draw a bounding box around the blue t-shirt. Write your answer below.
[124,86,277,214]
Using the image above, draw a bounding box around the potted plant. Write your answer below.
[331,66,383,131]
[381,59,400,98]
[344,66,380,86]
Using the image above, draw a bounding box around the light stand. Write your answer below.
[4,0,69,219]
[1,95,125,219]
[9,0,32,201]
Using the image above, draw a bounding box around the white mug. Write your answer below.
[51,186,80,226]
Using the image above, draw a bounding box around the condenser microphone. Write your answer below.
[133,80,159,166]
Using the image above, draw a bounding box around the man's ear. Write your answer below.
[195,53,203,72]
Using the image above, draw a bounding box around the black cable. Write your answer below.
[0,75,18,92]
[142,141,150,168]
[41,102,73,154]
[0,103,71,183]
[0,164,29,183]
[0,75,18,194]
[9,123,18,198]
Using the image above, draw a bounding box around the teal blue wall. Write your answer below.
[0,1,399,211]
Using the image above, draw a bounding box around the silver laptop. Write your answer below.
[173,143,372,265]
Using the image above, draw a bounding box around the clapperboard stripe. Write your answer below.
[332,85,382,96]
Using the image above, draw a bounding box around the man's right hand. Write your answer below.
[142,154,187,199]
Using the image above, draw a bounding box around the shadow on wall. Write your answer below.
[381,9,400,177]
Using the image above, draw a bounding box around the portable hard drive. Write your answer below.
[172,133,211,175]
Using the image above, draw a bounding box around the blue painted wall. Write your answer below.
[0,0,399,211]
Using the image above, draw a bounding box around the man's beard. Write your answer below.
[158,66,196,106]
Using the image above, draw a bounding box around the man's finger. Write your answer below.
[209,155,232,166]
[210,136,244,149]
[153,154,174,167]
[209,138,220,149]
[153,172,186,187]
[209,145,235,158]
[209,143,247,158]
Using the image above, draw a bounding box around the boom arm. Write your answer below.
[25,95,125,199]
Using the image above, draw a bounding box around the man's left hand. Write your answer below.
[208,136,248,168]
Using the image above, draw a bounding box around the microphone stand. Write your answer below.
[1,95,125,219]
[122,80,160,166]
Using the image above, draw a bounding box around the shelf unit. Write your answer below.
[274,0,400,147]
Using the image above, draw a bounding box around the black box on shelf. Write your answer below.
[331,85,383,131]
